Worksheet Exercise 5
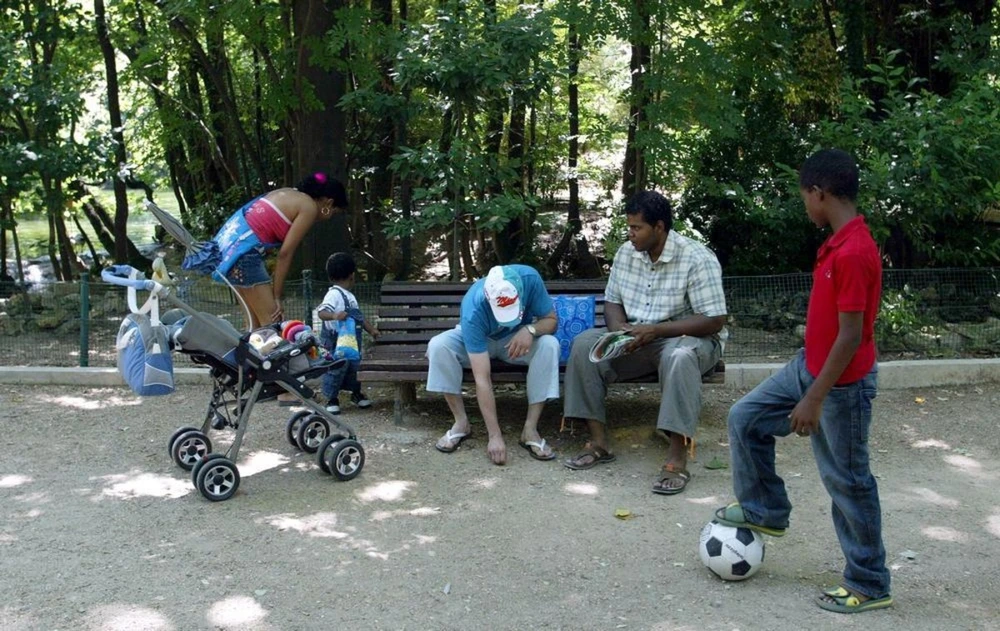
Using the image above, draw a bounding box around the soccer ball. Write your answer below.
[699,520,766,581]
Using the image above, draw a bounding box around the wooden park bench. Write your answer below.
[357,280,725,423]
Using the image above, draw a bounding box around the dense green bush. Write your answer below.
[815,59,1000,268]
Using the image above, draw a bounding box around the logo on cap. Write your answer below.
[484,266,523,328]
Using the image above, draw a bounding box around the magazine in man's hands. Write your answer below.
[588,330,635,362]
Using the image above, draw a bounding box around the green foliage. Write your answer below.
[875,285,933,351]
[0,1,102,227]
[3,0,1000,283]
[877,286,926,343]
[815,53,1000,267]
[602,210,627,262]
[385,2,557,252]
[677,95,825,275]
[387,140,533,236]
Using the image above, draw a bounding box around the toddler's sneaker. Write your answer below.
[351,392,372,408]
[326,399,341,415]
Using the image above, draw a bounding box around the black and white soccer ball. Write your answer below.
[699,520,766,581]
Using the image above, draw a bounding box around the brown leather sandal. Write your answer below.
[563,444,616,470]
[652,463,690,495]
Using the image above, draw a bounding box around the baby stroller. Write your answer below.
[102,263,366,502]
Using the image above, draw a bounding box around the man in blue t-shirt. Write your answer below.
[426,265,560,465]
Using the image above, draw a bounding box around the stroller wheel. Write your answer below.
[316,434,349,474]
[285,410,313,448]
[167,426,200,456]
[296,415,331,453]
[325,439,365,481]
[191,453,228,486]
[171,430,213,471]
[194,457,241,501]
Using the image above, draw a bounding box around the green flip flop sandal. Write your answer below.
[817,587,893,614]
[713,502,787,537]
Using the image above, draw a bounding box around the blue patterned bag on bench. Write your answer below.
[552,295,596,363]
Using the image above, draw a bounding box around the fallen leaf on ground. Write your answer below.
[705,456,729,470]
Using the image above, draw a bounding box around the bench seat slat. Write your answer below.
[360,280,724,389]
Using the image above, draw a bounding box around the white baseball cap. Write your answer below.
[483,265,524,327]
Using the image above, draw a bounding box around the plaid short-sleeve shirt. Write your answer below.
[605,232,727,331]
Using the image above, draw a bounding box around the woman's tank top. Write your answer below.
[244,197,292,243]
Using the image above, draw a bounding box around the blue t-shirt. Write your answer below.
[460,264,554,353]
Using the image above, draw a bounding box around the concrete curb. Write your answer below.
[3,358,999,390]
[721,358,1000,390]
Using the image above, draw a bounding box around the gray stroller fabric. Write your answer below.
[173,312,244,366]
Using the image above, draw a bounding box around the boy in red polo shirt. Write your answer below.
[714,149,891,614]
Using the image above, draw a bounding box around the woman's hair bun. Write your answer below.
[296,172,347,208]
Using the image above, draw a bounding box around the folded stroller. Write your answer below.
[103,264,366,502]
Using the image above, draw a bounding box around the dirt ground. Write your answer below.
[1,381,998,631]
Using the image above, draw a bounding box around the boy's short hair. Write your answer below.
[325,252,357,281]
[624,190,672,230]
[799,149,859,201]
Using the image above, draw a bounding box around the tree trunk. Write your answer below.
[840,0,864,76]
[0,195,15,283]
[40,176,73,281]
[482,0,504,201]
[79,200,117,258]
[294,0,349,279]
[459,220,477,281]
[158,3,264,191]
[526,103,538,197]
[1,195,26,285]
[495,98,526,264]
[0,197,9,282]
[621,1,651,197]
[363,0,395,282]
[72,214,101,273]
[548,12,582,276]
[95,0,131,263]
[120,1,192,222]
[394,0,413,280]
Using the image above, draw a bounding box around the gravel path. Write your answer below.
[1,382,998,630]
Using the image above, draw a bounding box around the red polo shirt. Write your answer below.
[805,216,882,384]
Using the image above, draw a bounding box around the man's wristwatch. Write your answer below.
[526,324,539,337]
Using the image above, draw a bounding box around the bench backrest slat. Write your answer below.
[360,279,724,384]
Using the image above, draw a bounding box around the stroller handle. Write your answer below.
[102,265,159,291]
[103,264,166,322]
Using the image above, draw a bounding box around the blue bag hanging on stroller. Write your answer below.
[102,261,367,502]
[116,312,175,396]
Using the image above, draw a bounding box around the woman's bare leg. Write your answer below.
[234,284,277,330]
[237,283,298,403]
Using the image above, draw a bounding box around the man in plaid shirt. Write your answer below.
[562,190,728,495]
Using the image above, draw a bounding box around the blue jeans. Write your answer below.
[322,359,361,402]
[727,349,890,598]
[224,249,271,287]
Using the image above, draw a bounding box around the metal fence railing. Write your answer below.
[1,268,997,367]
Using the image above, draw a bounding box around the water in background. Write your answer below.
[5,190,178,283]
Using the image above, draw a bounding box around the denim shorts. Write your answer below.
[225,249,271,287]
